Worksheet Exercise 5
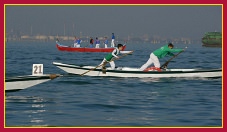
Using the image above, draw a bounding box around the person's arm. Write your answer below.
[167,52,175,56]
[169,48,183,53]
[167,48,183,56]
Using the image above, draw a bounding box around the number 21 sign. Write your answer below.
[32,64,43,75]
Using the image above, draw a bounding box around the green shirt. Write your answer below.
[153,44,183,58]
[104,48,119,61]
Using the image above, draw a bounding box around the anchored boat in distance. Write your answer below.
[56,41,127,52]
[202,32,222,47]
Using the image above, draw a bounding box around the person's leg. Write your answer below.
[111,39,115,47]
[139,54,154,71]
[109,61,115,69]
[139,59,153,70]
[152,54,160,68]
[99,58,107,66]
[150,54,161,71]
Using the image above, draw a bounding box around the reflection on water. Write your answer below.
[6,96,44,102]
[139,78,163,82]
[5,96,48,126]
[139,77,222,82]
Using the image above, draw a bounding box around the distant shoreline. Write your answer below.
[5,35,199,44]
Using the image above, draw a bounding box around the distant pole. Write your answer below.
[64,23,66,36]
[30,25,32,36]
[73,23,75,36]
[57,34,59,40]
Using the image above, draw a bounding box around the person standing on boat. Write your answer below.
[111,33,115,47]
[99,44,123,70]
[104,37,108,48]
[76,37,82,47]
[95,37,100,48]
[73,36,77,47]
[139,43,184,71]
[89,37,94,48]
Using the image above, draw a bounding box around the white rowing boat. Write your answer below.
[5,74,60,91]
[5,64,60,91]
[52,62,222,78]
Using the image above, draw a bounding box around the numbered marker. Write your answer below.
[32,64,43,75]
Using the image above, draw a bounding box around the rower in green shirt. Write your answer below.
[140,43,184,71]
[99,44,124,70]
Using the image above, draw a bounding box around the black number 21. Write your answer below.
[33,65,42,74]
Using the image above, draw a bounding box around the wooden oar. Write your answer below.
[80,51,134,76]
[160,47,187,69]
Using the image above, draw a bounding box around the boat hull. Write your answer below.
[5,74,60,91]
[56,42,127,52]
[52,62,222,78]
[201,32,222,47]
[202,43,222,47]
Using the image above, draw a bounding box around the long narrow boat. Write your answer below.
[56,41,127,52]
[5,74,60,92]
[52,62,222,78]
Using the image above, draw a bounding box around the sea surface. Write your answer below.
[5,41,222,127]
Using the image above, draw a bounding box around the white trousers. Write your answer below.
[74,43,78,47]
[139,53,160,71]
[95,44,100,48]
[100,58,115,70]
[111,39,115,47]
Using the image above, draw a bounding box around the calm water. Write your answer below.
[5,41,222,127]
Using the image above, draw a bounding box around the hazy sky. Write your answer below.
[6,5,222,40]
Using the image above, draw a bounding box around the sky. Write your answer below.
[6,5,222,40]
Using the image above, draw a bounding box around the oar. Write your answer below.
[80,51,134,76]
[160,47,187,69]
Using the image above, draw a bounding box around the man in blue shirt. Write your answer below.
[76,37,82,47]
[95,37,100,48]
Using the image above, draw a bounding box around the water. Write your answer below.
[5,41,222,127]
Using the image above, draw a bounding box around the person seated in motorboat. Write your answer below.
[95,37,100,48]
[99,44,123,70]
[140,43,184,71]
